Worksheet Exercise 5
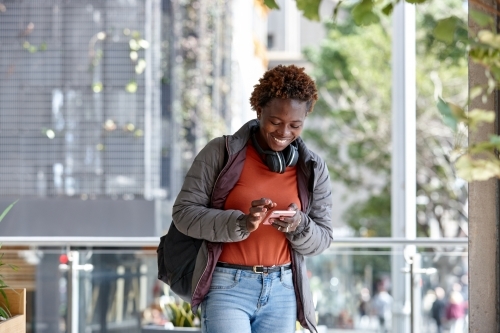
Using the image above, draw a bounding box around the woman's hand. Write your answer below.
[244,198,276,232]
[270,203,301,233]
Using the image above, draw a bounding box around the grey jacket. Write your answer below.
[172,119,333,332]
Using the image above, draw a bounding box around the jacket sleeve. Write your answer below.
[172,137,250,242]
[286,157,333,256]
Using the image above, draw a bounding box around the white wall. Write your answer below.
[230,0,268,132]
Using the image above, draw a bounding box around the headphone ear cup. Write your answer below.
[266,152,286,174]
[283,145,298,167]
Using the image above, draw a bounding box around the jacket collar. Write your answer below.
[225,119,258,155]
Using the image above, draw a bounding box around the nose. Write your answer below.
[277,124,291,136]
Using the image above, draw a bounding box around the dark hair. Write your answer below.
[249,64,318,114]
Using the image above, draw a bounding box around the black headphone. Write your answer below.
[251,131,299,174]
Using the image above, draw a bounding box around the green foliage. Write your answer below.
[296,0,321,21]
[433,16,464,45]
[352,249,391,278]
[469,10,494,29]
[164,300,200,327]
[264,0,437,22]
[343,188,391,237]
[437,98,467,131]
[263,0,280,10]
[431,9,500,182]
[0,201,18,321]
[22,41,47,53]
[352,0,380,26]
[303,0,468,238]
[455,153,500,181]
[0,201,16,223]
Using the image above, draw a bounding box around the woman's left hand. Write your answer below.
[270,203,302,233]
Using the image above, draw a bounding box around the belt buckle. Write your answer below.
[253,265,264,273]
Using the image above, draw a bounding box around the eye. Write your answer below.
[291,125,301,129]
[270,121,280,126]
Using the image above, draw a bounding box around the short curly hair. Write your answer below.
[249,64,318,114]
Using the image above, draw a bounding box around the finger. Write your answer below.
[273,222,292,233]
[249,206,269,217]
[272,221,288,230]
[271,216,293,224]
[251,197,273,207]
[260,198,277,210]
[268,201,278,209]
[274,224,283,232]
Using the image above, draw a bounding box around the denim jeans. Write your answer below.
[201,266,297,333]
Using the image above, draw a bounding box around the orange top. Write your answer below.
[218,142,301,266]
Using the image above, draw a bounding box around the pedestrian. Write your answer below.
[172,64,333,333]
[431,287,446,333]
[358,287,371,328]
[446,284,466,333]
[371,280,393,333]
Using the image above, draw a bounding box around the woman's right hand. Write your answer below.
[244,198,276,232]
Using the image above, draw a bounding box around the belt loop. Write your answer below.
[280,266,285,281]
[235,269,241,282]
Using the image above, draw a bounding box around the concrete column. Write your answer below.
[468,1,499,331]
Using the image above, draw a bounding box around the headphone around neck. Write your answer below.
[251,131,299,174]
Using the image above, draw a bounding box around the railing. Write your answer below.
[1,237,468,333]
[0,237,468,247]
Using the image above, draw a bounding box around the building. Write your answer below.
[0,0,266,331]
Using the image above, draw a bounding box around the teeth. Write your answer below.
[273,137,287,144]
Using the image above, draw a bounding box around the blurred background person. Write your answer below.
[446,283,466,333]
[431,287,446,333]
[357,287,371,328]
[371,279,393,333]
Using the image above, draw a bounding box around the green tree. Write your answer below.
[302,0,468,238]
[266,0,500,183]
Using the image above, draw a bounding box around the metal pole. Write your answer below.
[69,251,80,333]
[413,254,422,333]
[144,0,153,200]
[391,1,416,332]
[66,252,73,332]
[410,257,414,333]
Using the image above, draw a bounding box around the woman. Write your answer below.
[172,64,333,333]
[446,287,466,333]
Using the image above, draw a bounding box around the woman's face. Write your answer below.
[256,98,308,152]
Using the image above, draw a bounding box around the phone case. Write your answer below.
[269,210,296,217]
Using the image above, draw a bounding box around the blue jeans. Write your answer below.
[201,266,297,333]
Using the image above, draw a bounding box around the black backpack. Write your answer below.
[157,221,203,302]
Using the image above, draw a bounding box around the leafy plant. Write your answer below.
[0,200,18,321]
[0,201,16,223]
[163,299,200,327]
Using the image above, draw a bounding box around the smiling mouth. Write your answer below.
[272,136,289,145]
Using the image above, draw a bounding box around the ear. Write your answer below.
[256,107,262,119]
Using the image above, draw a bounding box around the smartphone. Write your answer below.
[268,210,296,218]
[262,210,296,225]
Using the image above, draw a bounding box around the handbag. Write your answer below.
[157,221,203,302]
